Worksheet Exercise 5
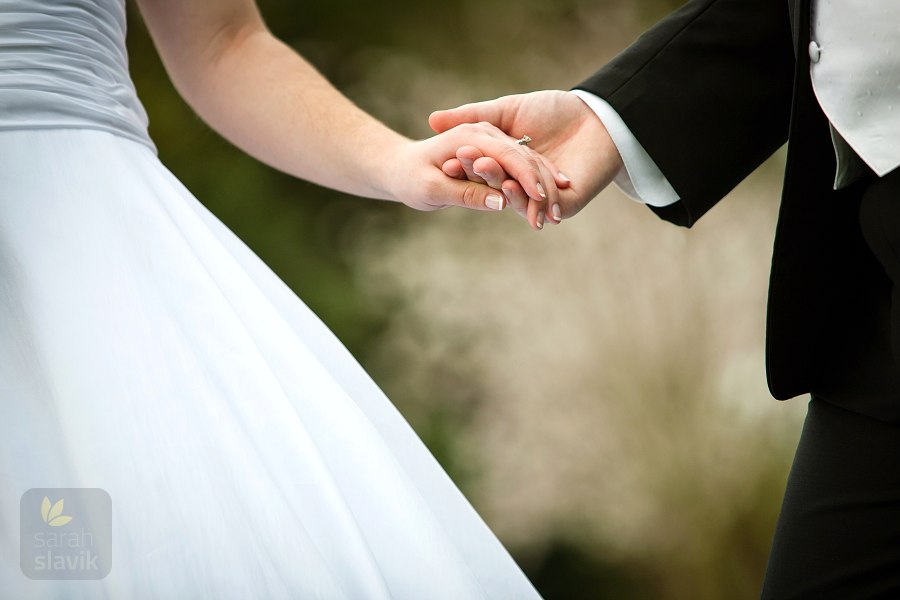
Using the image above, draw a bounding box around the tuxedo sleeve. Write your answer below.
[574,0,795,227]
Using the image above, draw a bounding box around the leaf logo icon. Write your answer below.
[40,496,73,527]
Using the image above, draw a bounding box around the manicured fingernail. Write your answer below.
[536,183,547,199]
[558,172,571,183]
[486,194,505,210]
[551,204,562,222]
[536,212,545,229]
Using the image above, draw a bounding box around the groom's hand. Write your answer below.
[430,91,624,226]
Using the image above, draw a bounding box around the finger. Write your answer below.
[429,99,509,133]
[472,156,507,190]
[538,156,571,190]
[524,149,570,191]
[428,177,506,212]
[455,146,486,185]
[546,200,563,225]
[501,180,529,219]
[526,196,545,231]
[542,165,568,223]
[441,158,466,180]
[534,158,560,208]
[530,148,570,220]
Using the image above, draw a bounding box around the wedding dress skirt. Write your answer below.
[0,128,540,599]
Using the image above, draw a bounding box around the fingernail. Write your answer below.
[486,194,505,211]
[473,171,485,179]
[558,172,571,183]
[503,189,513,202]
[536,212,545,229]
[536,183,547,199]
[551,204,562,222]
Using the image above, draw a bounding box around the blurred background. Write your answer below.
[126,0,807,597]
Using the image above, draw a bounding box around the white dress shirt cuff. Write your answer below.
[570,90,680,207]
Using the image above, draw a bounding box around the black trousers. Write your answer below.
[761,398,900,598]
[761,169,900,598]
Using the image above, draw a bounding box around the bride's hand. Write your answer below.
[386,122,568,213]
[440,147,557,230]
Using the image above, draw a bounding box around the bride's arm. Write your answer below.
[134,0,559,211]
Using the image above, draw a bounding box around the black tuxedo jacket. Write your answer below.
[575,0,899,406]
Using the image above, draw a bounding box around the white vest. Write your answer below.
[809,0,900,187]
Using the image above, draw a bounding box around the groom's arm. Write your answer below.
[432,0,796,227]
[575,0,795,227]
[570,90,680,208]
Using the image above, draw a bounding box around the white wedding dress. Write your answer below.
[0,1,540,598]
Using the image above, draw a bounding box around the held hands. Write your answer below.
[429,90,624,230]
[386,121,569,214]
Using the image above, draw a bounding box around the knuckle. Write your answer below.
[497,145,520,160]
[522,150,541,169]
[461,184,481,209]
[501,148,539,177]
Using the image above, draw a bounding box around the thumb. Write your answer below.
[429,98,510,134]
[431,177,507,212]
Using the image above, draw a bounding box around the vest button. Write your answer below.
[808,40,822,63]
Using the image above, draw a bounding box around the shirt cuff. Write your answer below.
[570,90,680,207]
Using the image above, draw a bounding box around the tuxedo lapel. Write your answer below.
[788,0,804,56]
[764,0,823,399]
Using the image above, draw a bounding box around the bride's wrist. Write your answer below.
[353,124,412,203]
